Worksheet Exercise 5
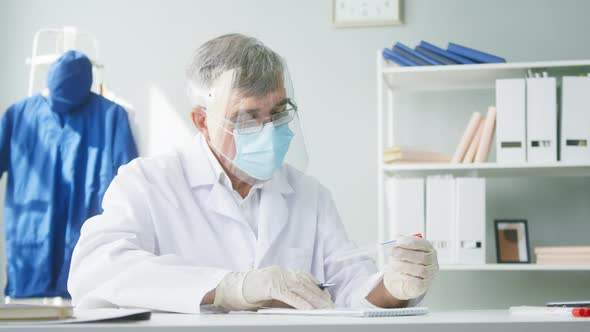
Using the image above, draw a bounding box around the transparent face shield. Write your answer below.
[191,63,308,185]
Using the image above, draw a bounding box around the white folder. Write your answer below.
[561,76,590,162]
[495,79,527,163]
[455,177,486,265]
[425,176,456,264]
[385,177,425,240]
[526,77,557,162]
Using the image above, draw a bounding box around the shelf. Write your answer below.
[380,59,590,91]
[382,162,590,178]
[440,264,590,271]
[375,56,590,270]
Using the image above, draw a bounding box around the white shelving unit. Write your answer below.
[376,52,590,270]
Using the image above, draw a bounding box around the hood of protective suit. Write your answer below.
[47,50,93,113]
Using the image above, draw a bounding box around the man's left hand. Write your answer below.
[382,236,439,301]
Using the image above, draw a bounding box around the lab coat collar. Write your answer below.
[183,134,217,188]
[184,134,293,196]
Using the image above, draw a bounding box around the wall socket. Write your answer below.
[332,0,402,27]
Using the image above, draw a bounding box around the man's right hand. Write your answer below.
[214,266,334,311]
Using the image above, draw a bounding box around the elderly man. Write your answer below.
[68,34,438,313]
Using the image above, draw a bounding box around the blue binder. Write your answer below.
[415,46,458,65]
[447,42,506,63]
[394,42,441,65]
[419,41,476,64]
[382,48,417,66]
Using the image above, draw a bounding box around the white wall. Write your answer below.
[1,0,590,309]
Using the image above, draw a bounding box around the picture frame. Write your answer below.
[494,219,531,263]
[331,0,403,28]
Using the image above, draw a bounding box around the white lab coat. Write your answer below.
[68,134,384,313]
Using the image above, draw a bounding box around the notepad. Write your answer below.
[256,306,428,317]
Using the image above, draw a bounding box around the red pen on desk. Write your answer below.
[510,306,590,317]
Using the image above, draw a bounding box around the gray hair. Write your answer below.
[186,34,284,107]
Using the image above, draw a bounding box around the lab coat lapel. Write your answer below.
[184,134,246,225]
[256,170,293,266]
[206,182,245,225]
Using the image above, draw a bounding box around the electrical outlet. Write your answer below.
[332,0,402,27]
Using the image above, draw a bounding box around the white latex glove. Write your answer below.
[383,236,439,300]
[213,266,334,311]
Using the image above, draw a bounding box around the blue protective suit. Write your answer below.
[0,50,138,298]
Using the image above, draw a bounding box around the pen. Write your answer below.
[317,283,335,290]
[334,233,424,262]
[380,233,423,246]
[510,306,590,317]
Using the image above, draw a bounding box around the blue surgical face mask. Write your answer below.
[233,123,294,180]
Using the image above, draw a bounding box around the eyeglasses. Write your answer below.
[215,100,298,135]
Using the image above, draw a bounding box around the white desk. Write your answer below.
[1,310,589,331]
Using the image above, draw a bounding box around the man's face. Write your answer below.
[213,85,287,160]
